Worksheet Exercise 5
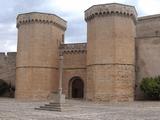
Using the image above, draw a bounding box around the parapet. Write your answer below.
[17,12,67,31]
[7,52,16,57]
[138,14,160,21]
[59,43,87,54]
[85,3,137,22]
[136,14,160,38]
[0,52,17,57]
[0,52,16,62]
[0,53,6,57]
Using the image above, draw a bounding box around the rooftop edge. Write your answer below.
[85,3,137,22]
[16,12,67,30]
[138,14,160,21]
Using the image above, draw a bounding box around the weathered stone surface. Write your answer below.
[62,45,87,98]
[1,3,160,102]
[1,98,160,120]
[85,3,136,102]
[16,12,67,101]
[17,12,66,30]
[85,3,137,22]
[136,14,160,99]
[0,52,16,86]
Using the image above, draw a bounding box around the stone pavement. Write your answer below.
[0,98,160,120]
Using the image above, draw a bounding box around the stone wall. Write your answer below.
[136,14,160,99]
[60,43,87,98]
[16,12,67,101]
[1,3,160,102]
[85,3,136,102]
[0,52,16,87]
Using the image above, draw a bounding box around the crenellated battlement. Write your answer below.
[85,3,137,22]
[0,52,16,57]
[59,43,87,54]
[0,53,6,57]
[17,12,67,31]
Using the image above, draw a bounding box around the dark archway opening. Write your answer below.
[0,79,15,98]
[70,77,84,99]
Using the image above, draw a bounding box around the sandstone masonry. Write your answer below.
[0,52,16,87]
[0,3,160,101]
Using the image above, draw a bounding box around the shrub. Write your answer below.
[140,76,160,100]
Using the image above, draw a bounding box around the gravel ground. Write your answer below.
[0,98,160,120]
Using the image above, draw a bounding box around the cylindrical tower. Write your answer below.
[85,3,137,102]
[16,12,67,100]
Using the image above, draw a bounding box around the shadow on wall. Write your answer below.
[0,79,15,98]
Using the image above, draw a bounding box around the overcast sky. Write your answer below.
[0,0,160,52]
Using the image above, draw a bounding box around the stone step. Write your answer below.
[40,106,61,109]
[44,105,59,108]
[35,107,62,112]
[35,103,72,112]
[45,103,70,107]
[49,102,62,104]
[45,103,61,106]
[49,102,65,105]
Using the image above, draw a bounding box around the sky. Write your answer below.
[0,0,160,52]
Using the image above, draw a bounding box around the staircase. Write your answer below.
[35,102,70,112]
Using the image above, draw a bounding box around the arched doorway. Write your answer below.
[69,77,84,99]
